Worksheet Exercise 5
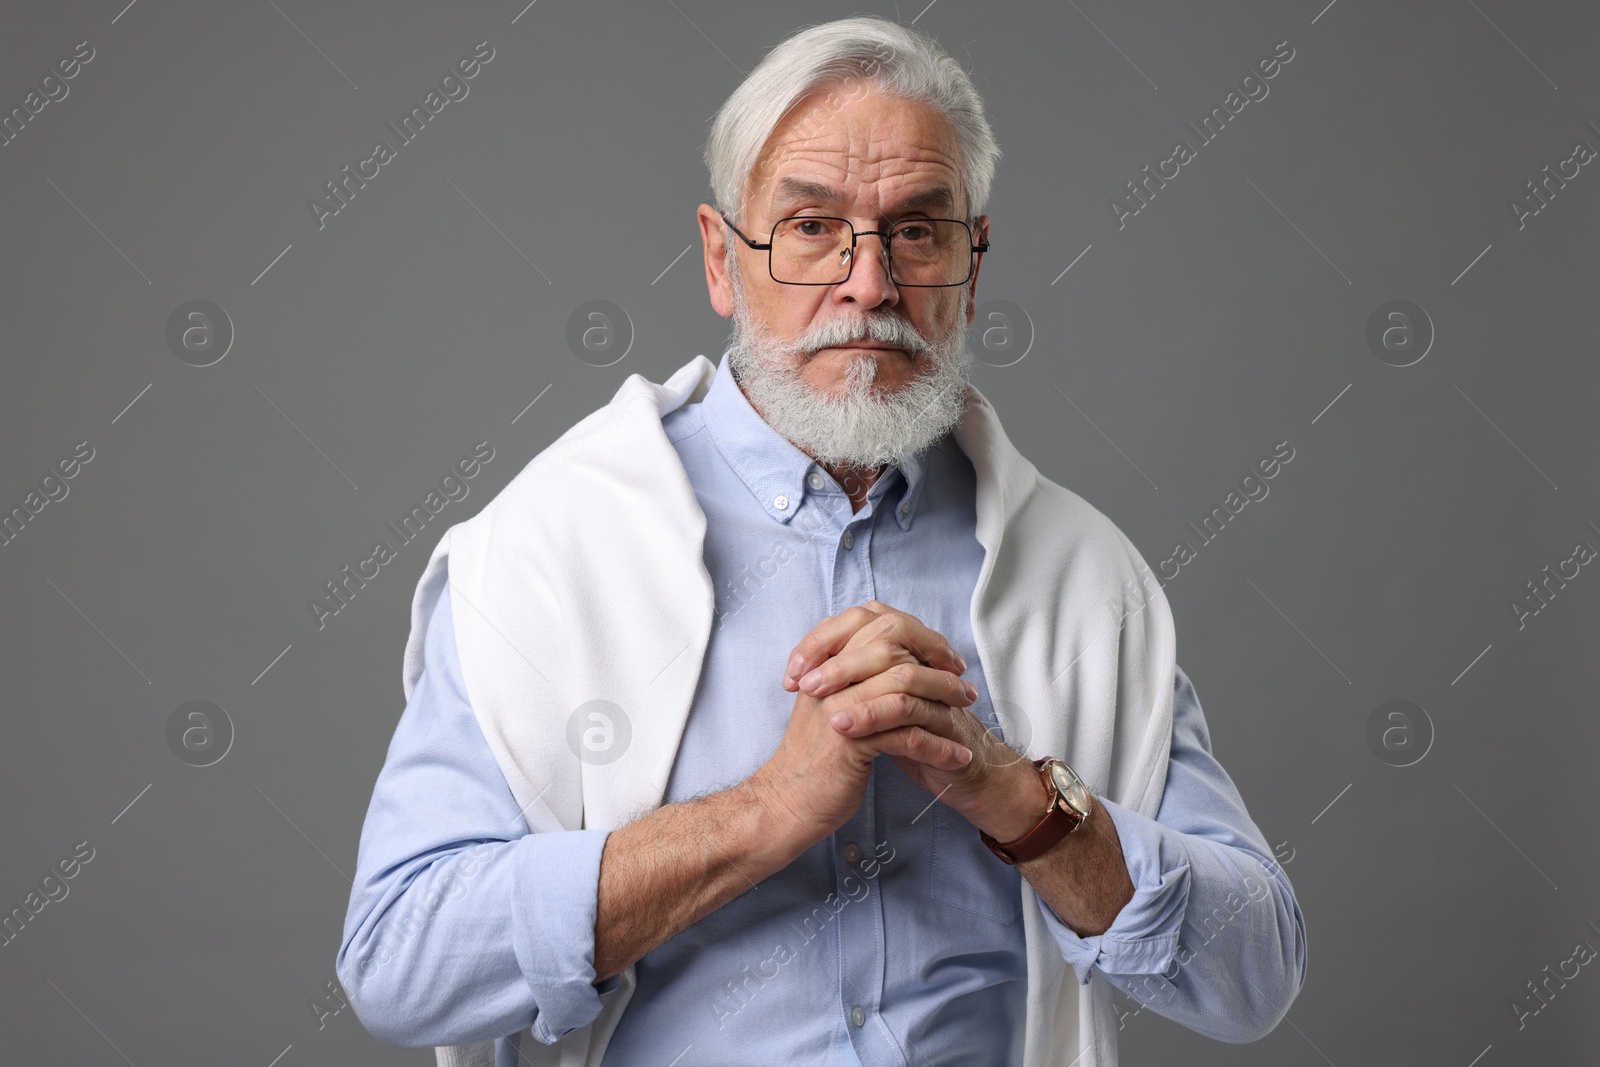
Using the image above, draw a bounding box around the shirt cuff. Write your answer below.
[509,827,613,1043]
[1037,796,1191,985]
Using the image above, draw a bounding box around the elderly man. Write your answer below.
[339,15,1305,1067]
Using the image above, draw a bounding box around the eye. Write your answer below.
[796,219,827,237]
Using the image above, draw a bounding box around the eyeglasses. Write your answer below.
[720,211,989,287]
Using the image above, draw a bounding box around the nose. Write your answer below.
[836,232,898,307]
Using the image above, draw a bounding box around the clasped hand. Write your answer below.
[751,599,1028,844]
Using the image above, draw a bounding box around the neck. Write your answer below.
[821,460,884,514]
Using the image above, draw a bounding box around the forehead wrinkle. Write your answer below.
[749,91,962,217]
[771,176,956,217]
[776,119,957,177]
[760,149,962,220]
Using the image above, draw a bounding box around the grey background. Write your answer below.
[2,0,1596,1064]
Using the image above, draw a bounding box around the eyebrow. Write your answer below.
[770,177,957,217]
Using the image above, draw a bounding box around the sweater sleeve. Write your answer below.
[1036,664,1308,1043]
[336,590,623,1048]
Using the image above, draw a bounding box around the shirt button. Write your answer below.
[843,842,861,863]
[807,471,826,490]
[842,529,855,550]
[773,494,789,511]
[851,1006,866,1028]
[899,500,910,515]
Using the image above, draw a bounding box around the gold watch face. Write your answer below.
[1047,760,1092,818]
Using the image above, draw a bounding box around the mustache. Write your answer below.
[794,313,932,358]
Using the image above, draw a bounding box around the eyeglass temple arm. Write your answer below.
[718,211,771,250]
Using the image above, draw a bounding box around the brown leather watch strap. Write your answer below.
[979,757,1088,865]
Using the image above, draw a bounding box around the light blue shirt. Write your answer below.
[338,353,1307,1065]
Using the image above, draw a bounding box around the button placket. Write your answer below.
[827,493,861,614]
[836,752,883,1057]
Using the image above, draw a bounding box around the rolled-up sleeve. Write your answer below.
[1040,796,1191,983]
[1036,664,1308,1043]
[336,590,611,1048]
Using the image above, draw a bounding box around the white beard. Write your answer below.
[724,251,976,472]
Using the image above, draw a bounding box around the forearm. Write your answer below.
[593,777,803,983]
[1015,797,1136,936]
[964,758,1134,936]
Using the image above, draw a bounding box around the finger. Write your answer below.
[826,658,979,717]
[848,606,967,680]
[798,638,922,698]
[858,723,972,770]
[783,604,885,687]
[796,608,967,693]
[785,599,935,688]
[829,668,978,733]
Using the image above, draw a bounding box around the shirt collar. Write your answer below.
[699,350,926,531]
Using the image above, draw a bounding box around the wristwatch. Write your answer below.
[979,757,1093,865]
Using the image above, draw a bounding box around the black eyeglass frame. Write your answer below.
[718,210,990,288]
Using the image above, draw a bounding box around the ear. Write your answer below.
[964,214,990,326]
[698,204,736,319]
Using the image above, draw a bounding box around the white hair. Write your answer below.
[703,15,1002,231]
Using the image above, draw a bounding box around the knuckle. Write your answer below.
[879,638,916,666]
